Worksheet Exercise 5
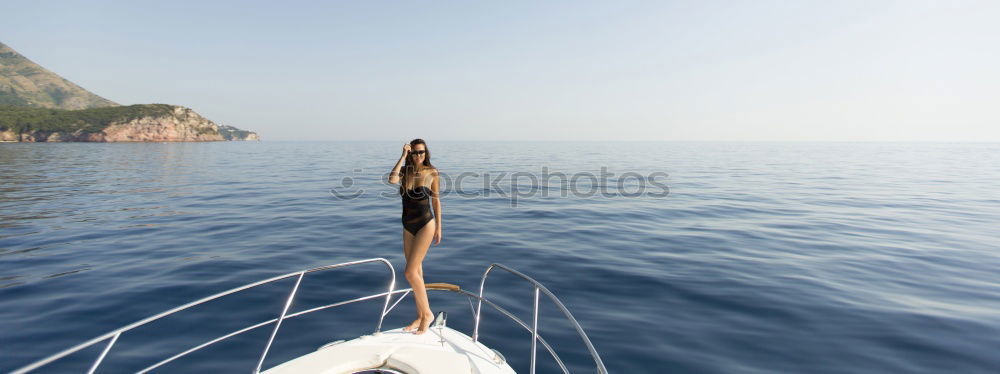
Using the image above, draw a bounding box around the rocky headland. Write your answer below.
[0,104,260,142]
[1,40,258,142]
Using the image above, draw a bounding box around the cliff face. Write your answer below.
[0,105,227,142]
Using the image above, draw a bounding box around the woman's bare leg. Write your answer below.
[401,229,421,332]
[406,219,436,334]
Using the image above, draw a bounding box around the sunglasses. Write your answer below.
[411,150,427,156]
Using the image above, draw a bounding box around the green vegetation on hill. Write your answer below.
[0,88,31,106]
[0,104,175,133]
[1,41,119,110]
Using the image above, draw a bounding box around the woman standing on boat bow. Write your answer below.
[388,139,442,334]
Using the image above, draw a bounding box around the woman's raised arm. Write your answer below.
[388,144,411,184]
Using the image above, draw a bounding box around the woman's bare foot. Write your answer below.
[403,311,433,332]
[413,312,434,335]
[403,316,422,332]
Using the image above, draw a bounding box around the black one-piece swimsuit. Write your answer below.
[400,184,434,235]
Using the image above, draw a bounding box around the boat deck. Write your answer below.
[263,325,516,374]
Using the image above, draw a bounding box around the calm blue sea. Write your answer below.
[1,141,999,373]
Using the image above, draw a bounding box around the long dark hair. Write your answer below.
[402,138,435,190]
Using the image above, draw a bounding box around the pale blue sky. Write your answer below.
[3,0,998,141]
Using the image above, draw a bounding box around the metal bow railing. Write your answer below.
[12,259,607,374]
[12,258,396,374]
[472,263,608,374]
